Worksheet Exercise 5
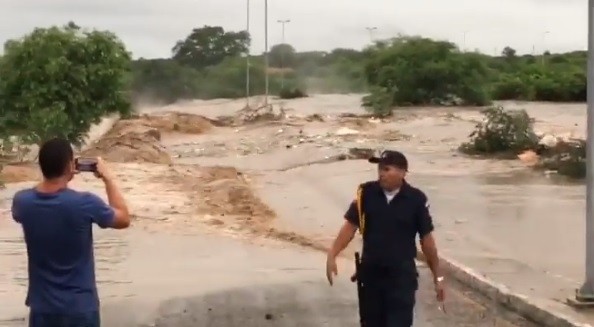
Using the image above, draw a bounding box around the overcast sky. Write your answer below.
[0,0,587,59]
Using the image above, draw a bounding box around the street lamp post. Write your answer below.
[365,27,377,43]
[574,0,594,306]
[277,19,291,89]
[245,0,251,107]
[264,0,269,106]
[463,31,468,51]
[541,31,550,65]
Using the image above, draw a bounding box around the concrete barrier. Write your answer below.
[432,252,593,327]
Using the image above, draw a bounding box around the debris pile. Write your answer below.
[166,165,276,229]
[217,104,287,127]
[535,138,586,179]
[135,112,216,134]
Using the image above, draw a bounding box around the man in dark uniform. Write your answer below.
[326,150,445,327]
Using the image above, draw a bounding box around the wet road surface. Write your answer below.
[145,264,535,327]
[0,222,534,327]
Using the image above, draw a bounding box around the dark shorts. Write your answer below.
[29,311,100,327]
[360,265,417,327]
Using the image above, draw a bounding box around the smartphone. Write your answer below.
[75,157,98,172]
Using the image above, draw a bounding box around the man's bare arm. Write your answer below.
[103,177,130,229]
[420,232,441,281]
[328,220,358,258]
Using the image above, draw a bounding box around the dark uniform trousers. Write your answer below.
[359,263,417,327]
[29,311,100,327]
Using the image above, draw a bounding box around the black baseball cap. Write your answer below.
[368,150,408,171]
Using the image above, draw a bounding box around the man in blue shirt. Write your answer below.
[11,138,131,327]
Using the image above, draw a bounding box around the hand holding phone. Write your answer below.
[74,157,98,172]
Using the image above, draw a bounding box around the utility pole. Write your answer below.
[572,0,594,307]
[277,19,291,89]
[245,0,251,107]
[463,31,468,51]
[264,0,269,106]
[365,27,377,43]
[541,31,550,66]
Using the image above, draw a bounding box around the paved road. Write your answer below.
[141,263,535,327]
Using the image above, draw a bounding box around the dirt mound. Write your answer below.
[81,112,218,164]
[134,112,216,134]
[0,162,39,184]
[82,120,171,164]
[146,164,329,253]
[199,167,275,222]
[193,166,329,251]
[160,165,275,230]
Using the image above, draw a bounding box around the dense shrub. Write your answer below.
[361,86,395,117]
[459,106,539,156]
[279,87,308,99]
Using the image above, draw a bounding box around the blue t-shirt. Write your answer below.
[11,188,115,313]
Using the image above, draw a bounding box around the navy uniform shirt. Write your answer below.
[345,180,434,271]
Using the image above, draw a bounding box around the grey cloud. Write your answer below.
[0,0,588,59]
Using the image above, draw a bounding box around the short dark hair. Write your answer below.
[38,138,74,179]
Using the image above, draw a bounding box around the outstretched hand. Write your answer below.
[435,280,446,312]
[326,256,338,286]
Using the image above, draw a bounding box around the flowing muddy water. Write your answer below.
[0,94,588,325]
[164,95,593,321]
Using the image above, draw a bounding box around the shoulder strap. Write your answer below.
[356,183,366,235]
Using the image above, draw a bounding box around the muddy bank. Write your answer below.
[0,112,220,182]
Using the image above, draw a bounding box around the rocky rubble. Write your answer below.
[171,122,409,160]
[531,133,586,179]
[216,104,288,127]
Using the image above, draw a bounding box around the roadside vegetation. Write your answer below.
[0,22,132,150]
[459,106,539,157]
[459,106,586,179]
[0,22,588,183]
[128,26,587,109]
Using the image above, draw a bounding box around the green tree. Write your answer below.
[363,36,491,109]
[325,48,365,63]
[269,43,296,68]
[123,32,588,105]
[172,26,250,70]
[502,46,516,59]
[0,23,132,146]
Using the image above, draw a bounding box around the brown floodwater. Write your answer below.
[0,95,590,325]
